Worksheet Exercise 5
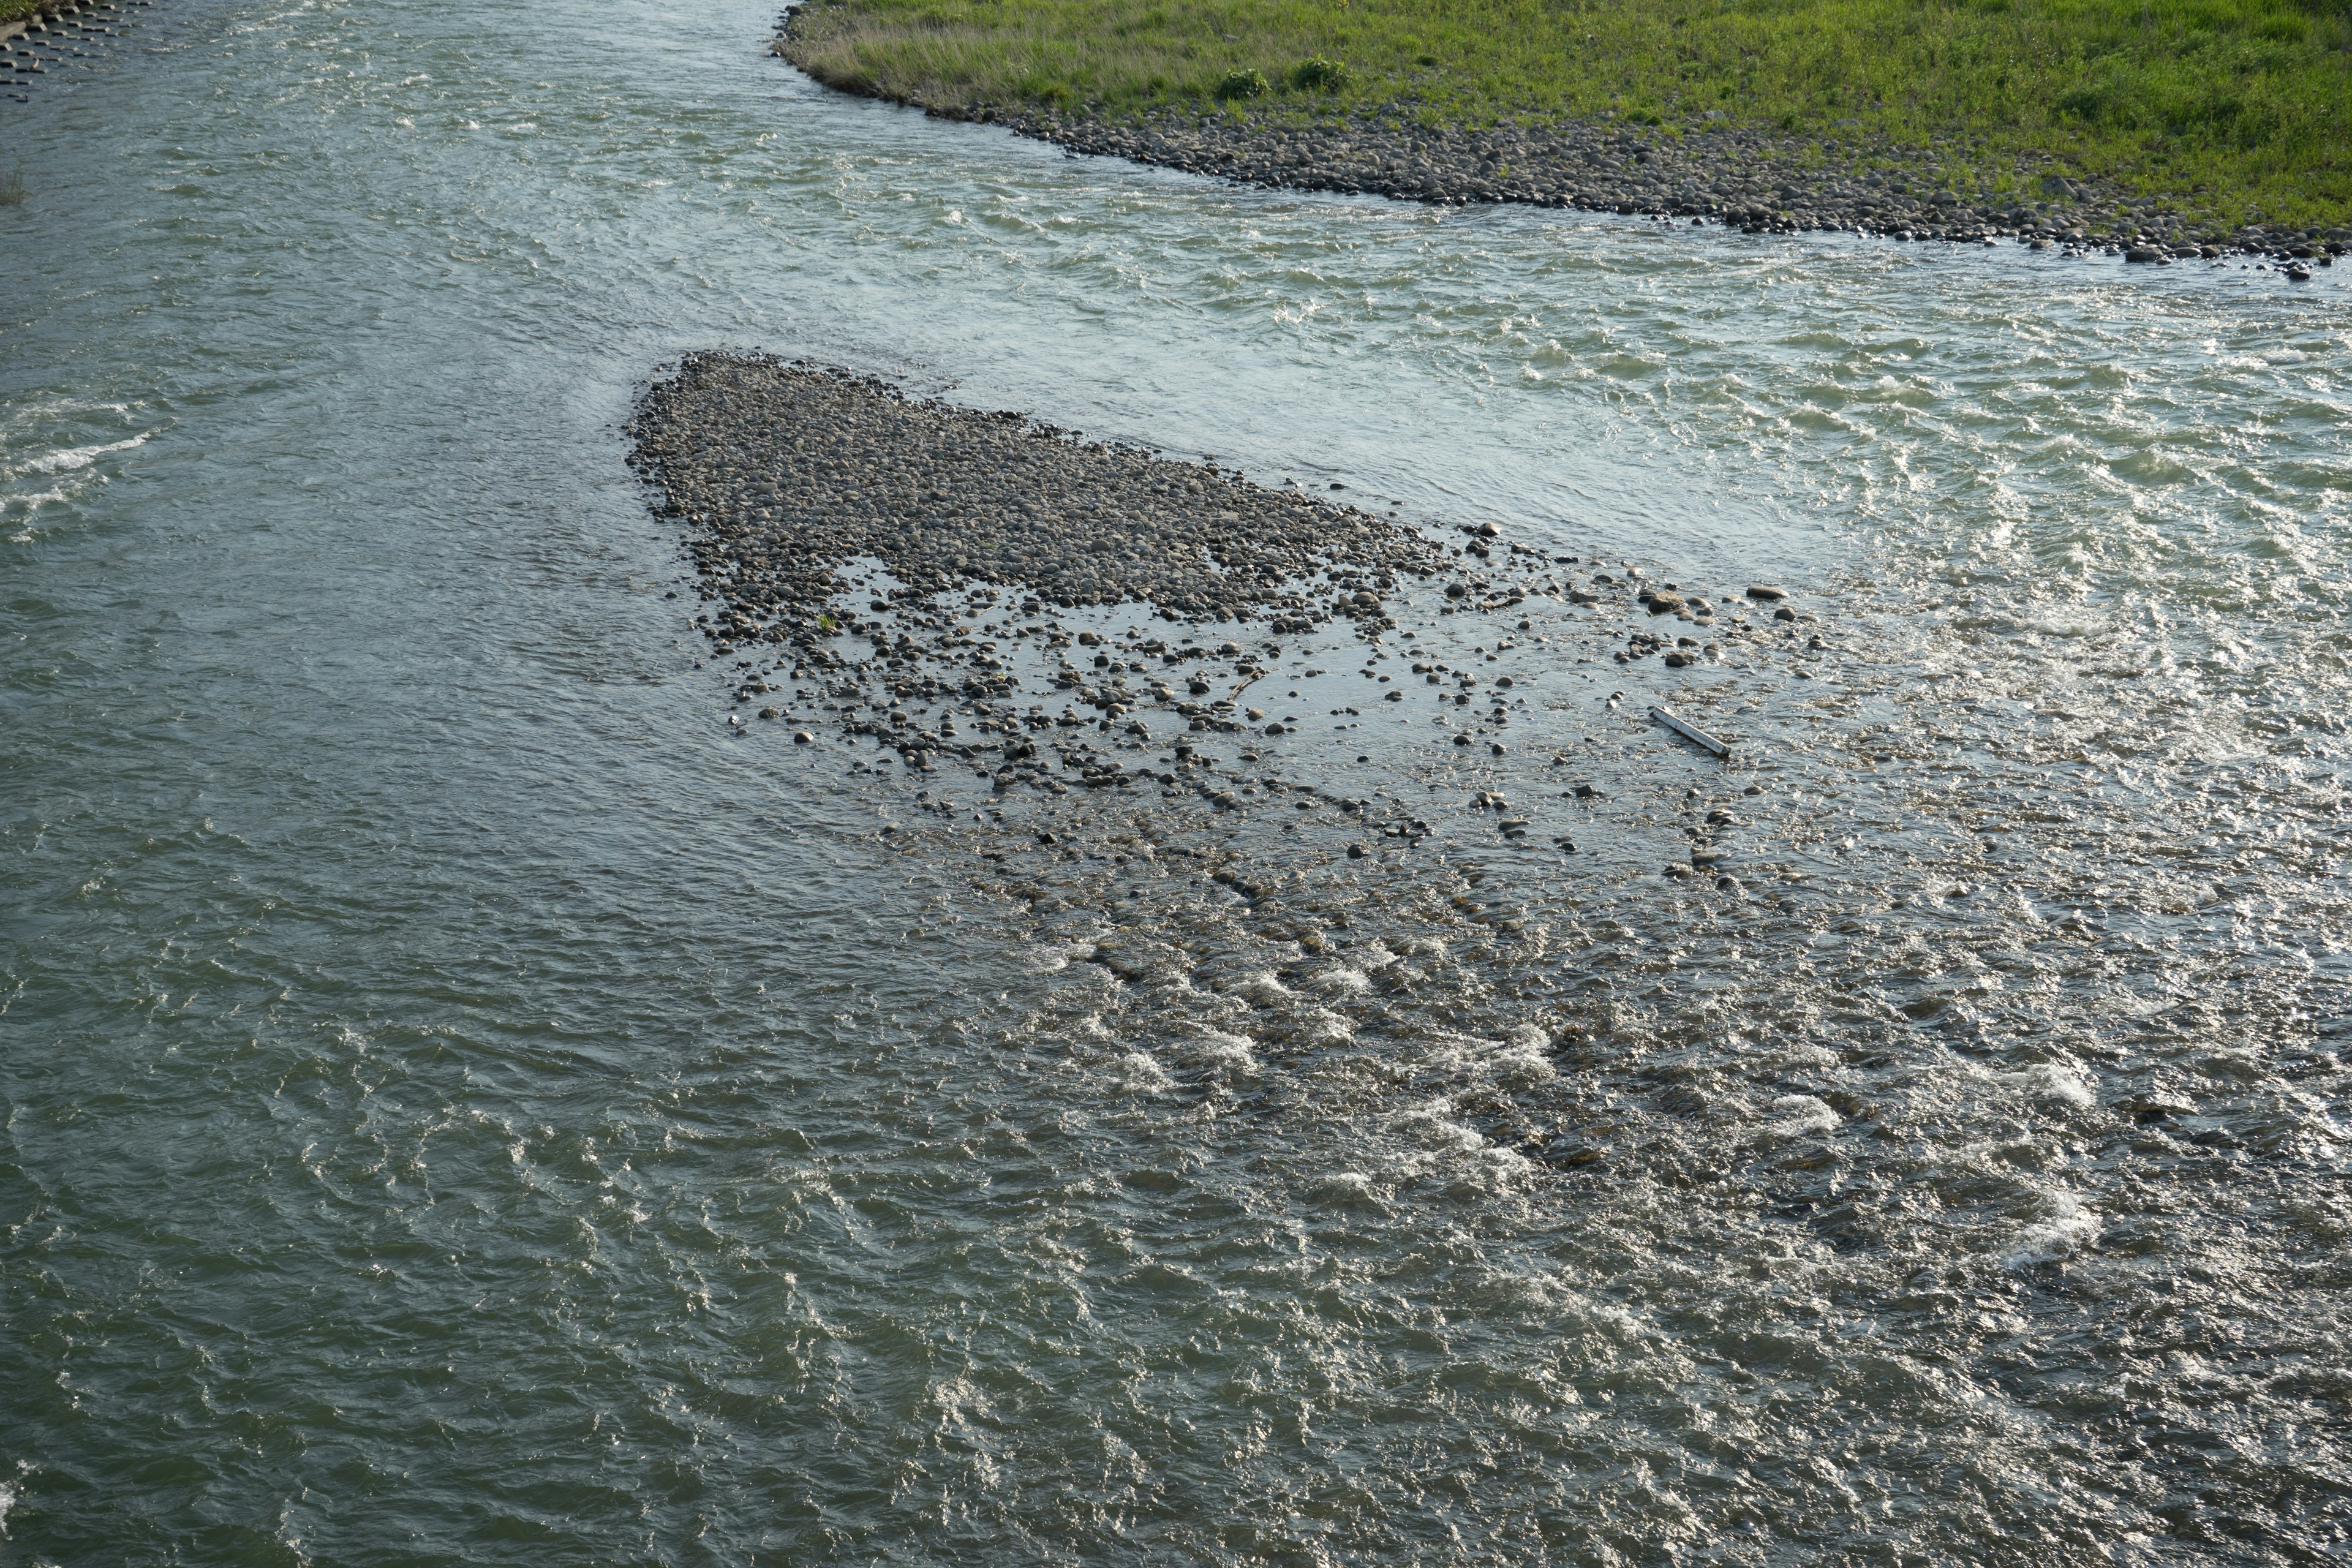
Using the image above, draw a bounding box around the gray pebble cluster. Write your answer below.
[628,352,1452,777]
[774,17,2347,265]
[630,352,1438,630]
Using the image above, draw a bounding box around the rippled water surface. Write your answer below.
[4,0,2350,1560]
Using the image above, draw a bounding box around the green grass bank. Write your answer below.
[784,0,2351,235]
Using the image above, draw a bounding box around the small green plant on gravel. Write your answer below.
[1214,67,1268,101]
[1291,56,1352,92]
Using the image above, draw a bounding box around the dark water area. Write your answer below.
[3,0,2350,1559]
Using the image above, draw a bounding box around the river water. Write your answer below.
[4,0,2350,1559]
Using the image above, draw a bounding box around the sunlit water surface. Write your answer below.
[3,0,2349,1560]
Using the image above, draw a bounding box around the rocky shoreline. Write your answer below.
[775,15,2344,270]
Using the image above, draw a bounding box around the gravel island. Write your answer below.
[627,352,1832,850]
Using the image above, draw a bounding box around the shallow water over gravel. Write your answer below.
[4,0,2350,1559]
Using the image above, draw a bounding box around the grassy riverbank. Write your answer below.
[785,0,2351,233]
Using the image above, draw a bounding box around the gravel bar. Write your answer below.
[628,352,1461,774]
[628,352,1867,905]
[629,352,1439,627]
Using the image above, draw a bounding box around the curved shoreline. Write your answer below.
[774,18,2345,270]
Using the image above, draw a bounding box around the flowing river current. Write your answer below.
[4,0,2350,1559]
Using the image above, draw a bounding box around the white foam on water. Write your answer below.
[1177,1026,1258,1073]
[1112,1052,1173,1094]
[1390,1101,1487,1157]
[1026,940,1095,974]
[3,489,72,521]
[1474,1142,1539,1186]
[1425,1028,1553,1085]
[1311,1170,1379,1202]
[1470,1267,1562,1313]
[1423,1033,1496,1075]
[1999,1063,2096,1110]
[2024,614,2108,638]
[1287,1007,1354,1047]
[1309,967,1370,995]
[1231,970,1292,1003]
[1761,1095,1842,1140]
[1496,1023,1556,1082]
[2003,1193,2102,1268]
[15,432,149,477]
[1773,1042,1842,1072]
